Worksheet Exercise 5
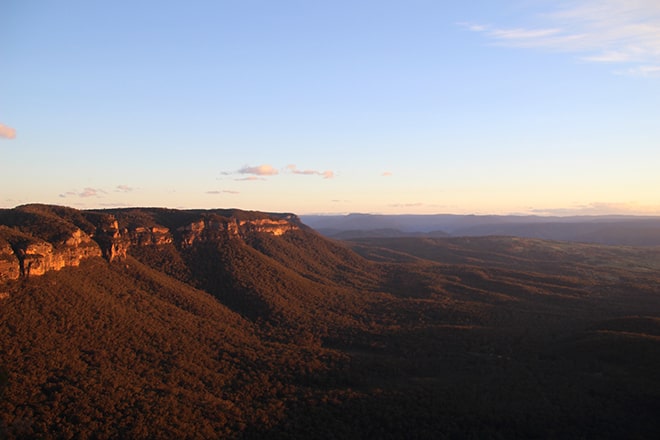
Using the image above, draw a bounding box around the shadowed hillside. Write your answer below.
[2,205,660,438]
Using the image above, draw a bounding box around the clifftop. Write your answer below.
[0,204,302,281]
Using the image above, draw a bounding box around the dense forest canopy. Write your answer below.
[1,205,660,438]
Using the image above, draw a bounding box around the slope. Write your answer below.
[0,256,347,438]
[101,208,385,340]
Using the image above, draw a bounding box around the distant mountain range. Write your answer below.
[301,213,660,245]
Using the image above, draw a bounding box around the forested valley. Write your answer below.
[2,205,660,438]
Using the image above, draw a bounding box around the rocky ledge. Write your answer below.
[178,215,299,247]
[0,205,301,282]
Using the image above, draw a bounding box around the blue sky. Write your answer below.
[2,0,660,215]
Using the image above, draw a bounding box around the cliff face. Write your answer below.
[0,205,302,280]
[238,217,299,236]
[129,226,173,246]
[177,216,299,247]
[0,226,102,279]
[90,215,131,263]
[0,235,20,282]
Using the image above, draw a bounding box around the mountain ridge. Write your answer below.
[0,204,304,281]
[0,204,382,338]
[302,213,660,245]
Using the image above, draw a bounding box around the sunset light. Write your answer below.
[2,1,659,215]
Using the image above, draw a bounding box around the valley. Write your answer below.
[1,205,660,438]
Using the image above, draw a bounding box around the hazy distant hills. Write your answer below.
[2,205,660,438]
[302,213,660,245]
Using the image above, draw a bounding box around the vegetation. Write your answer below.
[2,206,660,438]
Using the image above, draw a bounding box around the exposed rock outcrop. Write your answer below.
[177,216,299,248]
[90,215,131,263]
[238,217,299,236]
[56,228,103,267]
[0,205,302,280]
[128,226,173,246]
[0,226,102,279]
[0,235,20,281]
[13,240,58,277]
[177,218,238,247]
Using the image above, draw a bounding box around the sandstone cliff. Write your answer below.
[0,224,102,279]
[0,205,302,281]
[177,215,299,247]
[0,231,21,282]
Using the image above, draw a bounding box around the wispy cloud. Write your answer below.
[224,163,336,180]
[0,123,16,139]
[382,171,393,177]
[115,185,135,193]
[464,0,660,76]
[239,164,279,176]
[206,190,239,195]
[618,64,660,77]
[59,187,106,198]
[79,187,103,198]
[490,27,564,41]
[234,176,265,182]
[286,164,335,179]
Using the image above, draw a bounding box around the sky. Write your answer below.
[2,0,660,215]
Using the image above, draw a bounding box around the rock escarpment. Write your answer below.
[0,231,21,281]
[0,224,101,280]
[0,205,301,281]
[129,226,173,246]
[177,215,299,247]
[88,214,131,263]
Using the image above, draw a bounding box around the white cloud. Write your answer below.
[239,164,279,176]
[59,188,106,198]
[0,123,16,139]
[115,185,135,192]
[490,27,563,40]
[226,163,335,180]
[583,50,637,63]
[286,164,335,179]
[79,187,103,198]
[465,0,660,76]
[619,64,660,77]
